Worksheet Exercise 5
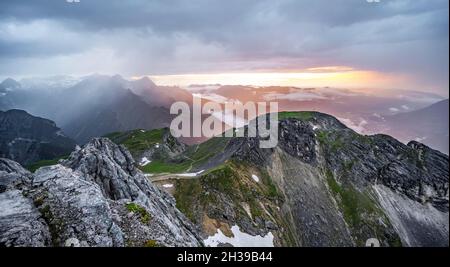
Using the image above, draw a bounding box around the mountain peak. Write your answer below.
[0,137,202,247]
[132,76,157,88]
[0,78,21,91]
[111,74,125,82]
[2,109,28,115]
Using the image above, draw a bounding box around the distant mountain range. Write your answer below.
[0,75,190,143]
[0,75,448,153]
[377,99,449,154]
[0,109,76,166]
[183,84,450,153]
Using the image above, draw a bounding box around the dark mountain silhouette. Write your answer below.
[0,109,76,166]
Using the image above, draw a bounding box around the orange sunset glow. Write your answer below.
[146,67,408,89]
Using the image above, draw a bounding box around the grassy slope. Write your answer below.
[278,111,315,121]
[173,160,297,246]
[141,135,231,173]
[105,128,166,155]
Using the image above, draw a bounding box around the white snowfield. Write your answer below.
[204,225,274,247]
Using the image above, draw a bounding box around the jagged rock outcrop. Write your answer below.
[0,190,52,247]
[0,159,50,247]
[0,158,32,191]
[62,138,201,246]
[0,138,202,247]
[32,164,124,246]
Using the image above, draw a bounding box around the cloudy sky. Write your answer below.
[0,0,448,95]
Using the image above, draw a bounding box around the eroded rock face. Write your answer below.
[63,138,138,200]
[32,165,124,247]
[0,190,51,247]
[0,138,202,247]
[271,115,449,247]
[195,112,448,247]
[62,138,202,247]
[0,161,50,247]
[278,119,316,164]
[0,158,32,192]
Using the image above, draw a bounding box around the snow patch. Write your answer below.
[177,170,205,177]
[251,174,260,183]
[140,157,151,166]
[204,225,274,247]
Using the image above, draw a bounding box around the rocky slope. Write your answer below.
[0,138,202,247]
[136,112,448,247]
[0,109,76,166]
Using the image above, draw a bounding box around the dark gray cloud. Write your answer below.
[0,0,448,94]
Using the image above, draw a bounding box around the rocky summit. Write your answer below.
[0,138,202,247]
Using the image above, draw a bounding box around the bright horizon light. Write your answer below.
[144,67,410,90]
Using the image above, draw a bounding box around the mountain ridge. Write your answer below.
[0,109,76,166]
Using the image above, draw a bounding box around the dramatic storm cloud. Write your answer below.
[0,0,448,94]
